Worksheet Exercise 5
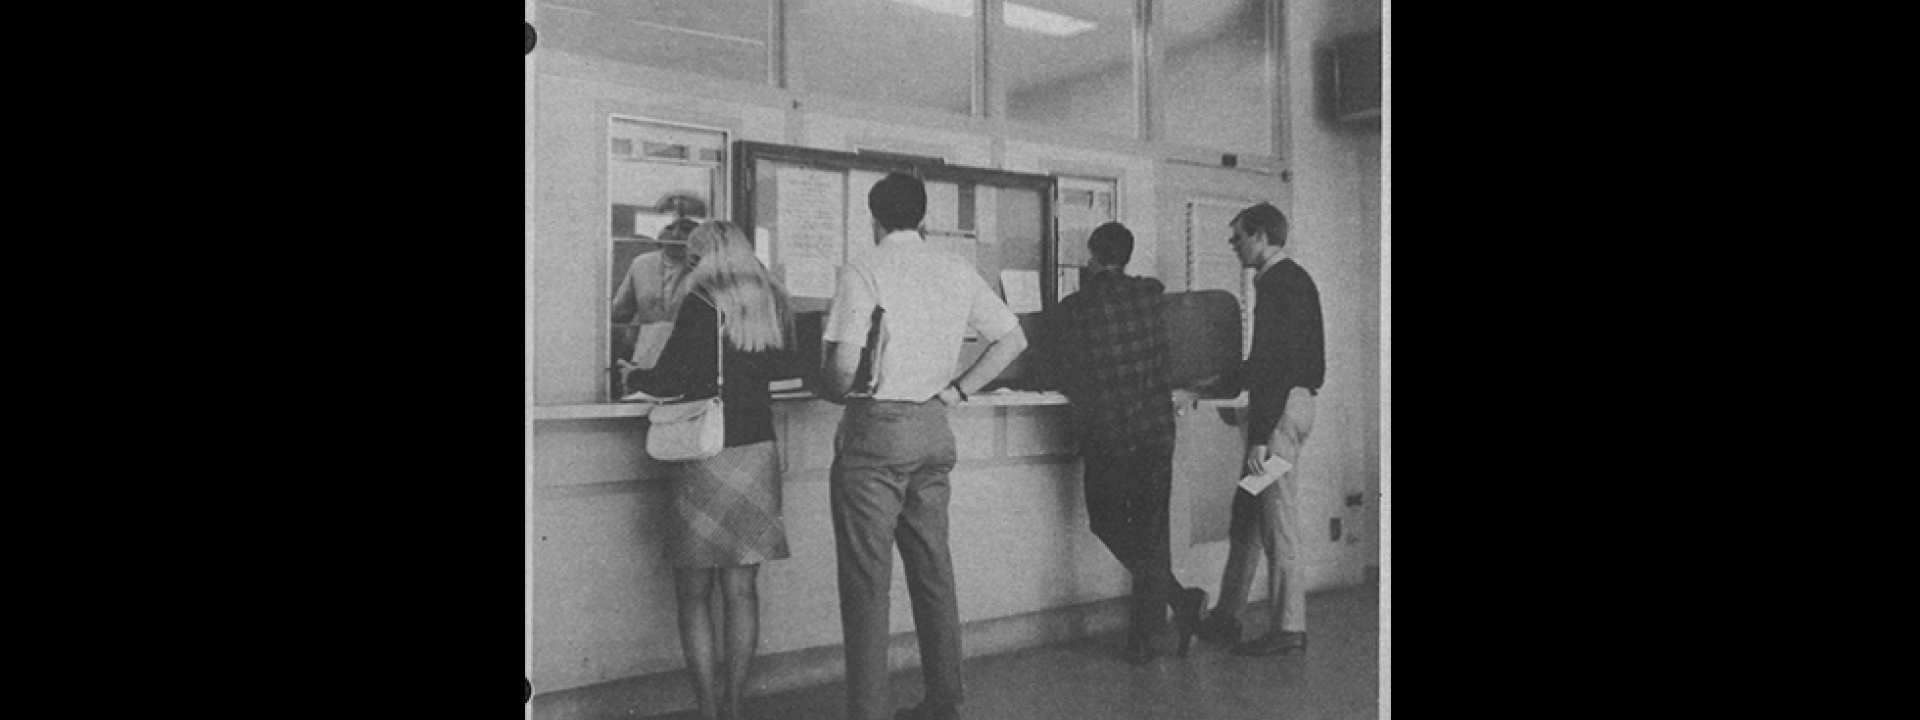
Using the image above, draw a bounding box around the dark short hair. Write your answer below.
[1232,202,1289,249]
[869,173,927,232]
[1088,222,1134,268]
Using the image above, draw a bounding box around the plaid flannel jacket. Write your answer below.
[1050,269,1174,455]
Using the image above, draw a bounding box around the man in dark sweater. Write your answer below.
[1196,202,1327,657]
[1050,222,1209,664]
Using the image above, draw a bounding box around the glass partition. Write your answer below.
[537,0,771,84]
[1002,1,1136,137]
[787,0,976,114]
[606,116,729,401]
[1157,0,1273,157]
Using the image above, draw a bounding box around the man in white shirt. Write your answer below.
[822,173,1027,720]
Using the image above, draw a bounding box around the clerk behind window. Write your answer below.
[613,217,700,372]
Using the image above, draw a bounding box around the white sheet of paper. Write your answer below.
[1238,455,1294,495]
[784,259,840,299]
[926,181,960,233]
[776,167,846,262]
[755,226,774,268]
[1000,270,1043,313]
[619,387,681,403]
[630,322,676,368]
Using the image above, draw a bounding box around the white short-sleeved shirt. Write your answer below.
[825,230,1020,402]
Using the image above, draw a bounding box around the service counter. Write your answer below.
[530,392,1270,701]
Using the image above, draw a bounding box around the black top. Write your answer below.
[627,294,783,448]
[1230,258,1326,444]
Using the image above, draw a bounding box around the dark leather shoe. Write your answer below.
[1231,630,1307,657]
[1196,610,1242,645]
[894,702,959,720]
[1172,589,1208,657]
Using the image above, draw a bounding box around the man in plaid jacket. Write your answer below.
[1049,222,1208,664]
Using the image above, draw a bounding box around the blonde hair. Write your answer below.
[684,220,794,352]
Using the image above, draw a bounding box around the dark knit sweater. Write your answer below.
[1235,258,1325,444]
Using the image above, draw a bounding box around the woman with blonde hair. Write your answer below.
[625,220,794,720]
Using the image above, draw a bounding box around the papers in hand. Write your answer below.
[1238,455,1294,495]
[619,388,682,403]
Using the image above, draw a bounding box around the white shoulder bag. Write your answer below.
[646,303,726,462]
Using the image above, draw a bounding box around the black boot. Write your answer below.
[1195,610,1242,645]
[1172,589,1208,657]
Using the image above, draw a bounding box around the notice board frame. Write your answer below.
[731,140,1060,392]
[730,140,1059,313]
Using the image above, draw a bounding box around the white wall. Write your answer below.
[1284,0,1382,569]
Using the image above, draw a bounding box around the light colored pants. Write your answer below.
[1217,388,1316,633]
[830,399,963,720]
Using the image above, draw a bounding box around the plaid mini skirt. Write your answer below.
[665,441,790,568]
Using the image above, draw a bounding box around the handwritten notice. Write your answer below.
[777,168,846,263]
[1000,270,1043,313]
[783,259,840,299]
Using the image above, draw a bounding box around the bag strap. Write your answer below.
[713,296,725,398]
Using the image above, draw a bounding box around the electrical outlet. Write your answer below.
[1329,517,1342,542]
[1345,492,1364,507]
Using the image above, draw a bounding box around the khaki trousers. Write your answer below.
[1217,388,1316,633]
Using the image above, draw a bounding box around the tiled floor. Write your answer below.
[634,580,1380,720]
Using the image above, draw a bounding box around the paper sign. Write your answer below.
[1238,455,1294,495]
[777,168,846,262]
[784,259,840,299]
[1000,270,1043,313]
[926,181,961,233]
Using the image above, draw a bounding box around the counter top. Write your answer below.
[531,390,1090,422]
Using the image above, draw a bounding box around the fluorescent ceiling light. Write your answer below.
[892,0,1097,37]
[1003,3,1097,36]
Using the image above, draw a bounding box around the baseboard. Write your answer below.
[534,574,1385,719]
[533,597,1131,720]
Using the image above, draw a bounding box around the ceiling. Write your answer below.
[538,0,1263,111]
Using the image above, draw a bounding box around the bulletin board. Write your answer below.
[731,140,1058,390]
